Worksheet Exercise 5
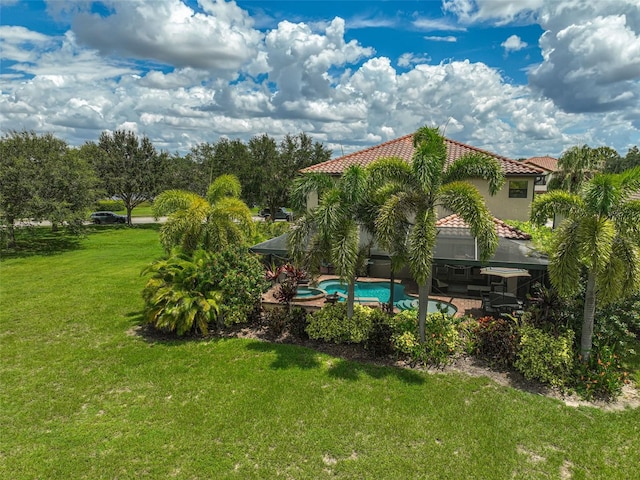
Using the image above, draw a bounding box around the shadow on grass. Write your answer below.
[246,341,424,385]
[325,358,424,384]
[124,310,216,347]
[246,341,323,370]
[1,226,85,259]
[1,223,162,260]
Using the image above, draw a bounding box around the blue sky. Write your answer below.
[1,0,639,159]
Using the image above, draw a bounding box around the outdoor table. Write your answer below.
[489,292,522,309]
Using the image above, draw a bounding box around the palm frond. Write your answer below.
[548,220,582,298]
[153,190,202,217]
[613,200,640,241]
[530,190,583,226]
[206,174,242,204]
[367,157,417,191]
[289,172,335,211]
[438,182,498,261]
[442,153,504,195]
[577,216,615,272]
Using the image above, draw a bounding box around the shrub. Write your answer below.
[574,346,629,400]
[287,307,309,339]
[473,316,520,367]
[306,303,373,344]
[95,199,125,211]
[263,308,289,337]
[389,310,459,365]
[141,250,222,336]
[592,295,640,357]
[456,316,479,355]
[364,309,395,357]
[514,324,575,388]
[198,245,269,326]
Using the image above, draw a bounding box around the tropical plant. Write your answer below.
[547,145,617,194]
[368,126,504,342]
[514,324,575,388]
[306,302,374,344]
[473,316,520,367]
[288,165,371,319]
[153,174,254,254]
[141,249,222,336]
[530,167,640,361]
[206,244,270,326]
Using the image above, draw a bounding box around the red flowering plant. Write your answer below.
[574,345,629,400]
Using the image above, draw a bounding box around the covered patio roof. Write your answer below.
[250,228,548,271]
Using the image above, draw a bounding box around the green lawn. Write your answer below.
[1,227,639,479]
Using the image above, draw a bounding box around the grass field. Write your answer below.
[1,227,639,479]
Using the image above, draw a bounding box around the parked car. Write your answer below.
[90,211,126,224]
[258,207,292,221]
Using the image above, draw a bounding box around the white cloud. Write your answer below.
[445,0,640,116]
[412,17,467,31]
[424,35,457,42]
[501,34,527,53]
[398,52,431,67]
[1,0,638,161]
[442,0,544,25]
[64,0,263,75]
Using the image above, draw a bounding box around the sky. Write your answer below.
[1,0,639,160]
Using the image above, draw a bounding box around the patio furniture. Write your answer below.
[432,278,449,293]
[489,292,524,317]
[324,293,340,304]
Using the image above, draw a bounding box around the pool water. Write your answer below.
[317,280,457,314]
[294,287,325,299]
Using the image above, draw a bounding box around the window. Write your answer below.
[508,180,528,198]
[534,175,547,185]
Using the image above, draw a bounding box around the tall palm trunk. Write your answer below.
[418,282,429,343]
[581,271,597,362]
[347,279,355,319]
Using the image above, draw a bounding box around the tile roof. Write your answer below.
[302,133,544,176]
[523,156,558,172]
[435,214,532,240]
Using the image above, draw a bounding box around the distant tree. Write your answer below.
[253,132,331,219]
[0,131,97,246]
[549,145,618,193]
[162,153,203,193]
[605,146,640,174]
[153,174,254,254]
[94,130,168,225]
[531,167,640,361]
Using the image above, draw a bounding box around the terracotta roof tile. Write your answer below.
[435,214,532,240]
[301,134,544,176]
[523,156,558,172]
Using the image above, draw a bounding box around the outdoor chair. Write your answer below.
[432,278,449,294]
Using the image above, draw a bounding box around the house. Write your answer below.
[252,133,548,292]
[522,156,558,194]
[301,133,545,221]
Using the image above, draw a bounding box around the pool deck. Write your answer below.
[262,275,482,318]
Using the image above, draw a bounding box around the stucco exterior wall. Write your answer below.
[466,177,534,221]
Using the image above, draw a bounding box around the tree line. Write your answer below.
[0,129,331,246]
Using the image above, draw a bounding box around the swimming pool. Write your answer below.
[317,279,457,314]
[293,287,326,301]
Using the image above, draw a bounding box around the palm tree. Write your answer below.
[530,167,640,361]
[288,166,370,319]
[548,145,618,194]
[153,174,254,253]
[369,126,504,342]
[141,249,222,336]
